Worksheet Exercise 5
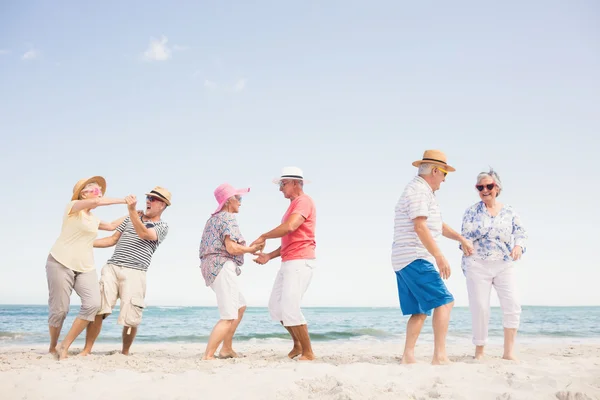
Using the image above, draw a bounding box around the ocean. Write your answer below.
[1,305,599,346]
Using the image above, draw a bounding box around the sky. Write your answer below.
[0,1,599,308]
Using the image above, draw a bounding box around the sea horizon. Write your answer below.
[1,305,599,346]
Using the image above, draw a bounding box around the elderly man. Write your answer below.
[79,186,171,356]
[392,150,473,365]
[252,167,317,361]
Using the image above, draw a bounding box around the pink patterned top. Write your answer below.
[199,212,245,286]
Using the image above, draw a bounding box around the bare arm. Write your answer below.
[98,215,128,231]
[224,236,262,256]
[69,197,126,215]
[414,217,444,258]
[94,231,122,248]
[443,223,474,256]
[252,213,305,245]
[128,207,158,241]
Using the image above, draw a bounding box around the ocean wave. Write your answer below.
[0,331,33,340]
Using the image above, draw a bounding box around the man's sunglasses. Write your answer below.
[476,183,495,191]
[146,196,165,203]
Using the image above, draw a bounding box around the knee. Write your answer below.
[81,299,101,317]
[48,310,68,327]
[239,305,247,314]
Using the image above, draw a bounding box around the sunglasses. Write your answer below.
[82,187,101,195]
[146,196,165,203]
[436,167,448,177]
[476,183,495,191]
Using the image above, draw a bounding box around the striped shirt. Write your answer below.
[391,176,443,271]
[107,216,169,272]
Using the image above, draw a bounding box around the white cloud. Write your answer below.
[204,79,217,90]
[143,35,171,61]
[0,49,9,56]
[231,78,247,93]
[22,49,39,61]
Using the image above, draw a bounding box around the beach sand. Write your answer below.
[1,341,598,400]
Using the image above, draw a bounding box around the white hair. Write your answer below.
[418,163,434,176]
[476,168,503,196]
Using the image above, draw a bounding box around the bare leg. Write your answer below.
[432,301,453,365]
[502,328,518,360]
[289,324,314,361]
[219,307,246,358]
[79,315,105,356]
[401,314,426,364]
[58,318,91,360]
[48,323,64,355]
[202,320,233,360]
[475,345,485,360]
[282,322,302,359]
[122,326,138,355]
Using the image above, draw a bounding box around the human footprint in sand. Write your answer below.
[460,169,527,361]
[391,151,474,365]
[45,176,128,360]
[199,184,264,360]
[251,167,317,361]
[80,187,171,356]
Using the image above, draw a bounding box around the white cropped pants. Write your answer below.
[464,258,521,346]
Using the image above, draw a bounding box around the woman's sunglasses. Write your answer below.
[476,183,495,191]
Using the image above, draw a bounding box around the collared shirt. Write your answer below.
[199,212,245,286]
[460,201,527,269]
[391,176,443,271]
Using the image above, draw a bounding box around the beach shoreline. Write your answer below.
[1,341,598,400]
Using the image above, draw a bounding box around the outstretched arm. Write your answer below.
[251,213,305,246]
[99,215,128,231]
[94,231,122,248]
[69,197,127,215]
[442,223,474,256]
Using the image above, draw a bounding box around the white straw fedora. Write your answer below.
[272,166,311,184]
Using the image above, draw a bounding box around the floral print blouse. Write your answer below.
[199,212,245,286]
[460,201,527,269]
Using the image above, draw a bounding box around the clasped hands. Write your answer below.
[249,236,270,265]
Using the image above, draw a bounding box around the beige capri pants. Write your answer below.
[45,254,101,327]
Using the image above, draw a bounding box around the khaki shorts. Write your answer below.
[98,264,147,328]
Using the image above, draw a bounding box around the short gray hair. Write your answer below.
[476,168,503,197]
[418,163,434,176]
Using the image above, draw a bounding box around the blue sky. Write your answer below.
[1,1,599,308]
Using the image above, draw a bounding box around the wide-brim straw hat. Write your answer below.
[412,150,456,172]
[145,186,172,206]
[212,183,250,215]
[71,176,107,201]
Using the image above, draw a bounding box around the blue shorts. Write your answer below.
[395,259,454,316]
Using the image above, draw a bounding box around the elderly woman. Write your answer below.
[199,183,263,360]
[47,176,127,360]
[460,169,528,361]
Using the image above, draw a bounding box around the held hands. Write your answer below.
[510,245,523,261]
[249,242,265,255]
[435,255,451,280]
[125,195,137,211]
[460,238,475,257]
[253,253,270,265]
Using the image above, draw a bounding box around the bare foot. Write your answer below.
[202,355,217,361]
[78,349,91,357]
[57,344,69,361]
[49,347,57,356]
[218,350,238,359]
[474,351,485,360]
[288,346,302,359]
[431,356,451,365]
[298,353,315,361]
[121,350,130,356]
[502,353,518,361]
[400,354,417,364]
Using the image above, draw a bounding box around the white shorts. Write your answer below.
[210,261,246,320]
[268,259,315,327]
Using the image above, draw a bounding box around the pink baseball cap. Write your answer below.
[212,183,250,215]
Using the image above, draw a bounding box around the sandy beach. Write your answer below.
[1,341,598,400]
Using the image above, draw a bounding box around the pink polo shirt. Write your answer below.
[281,194,316,262]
